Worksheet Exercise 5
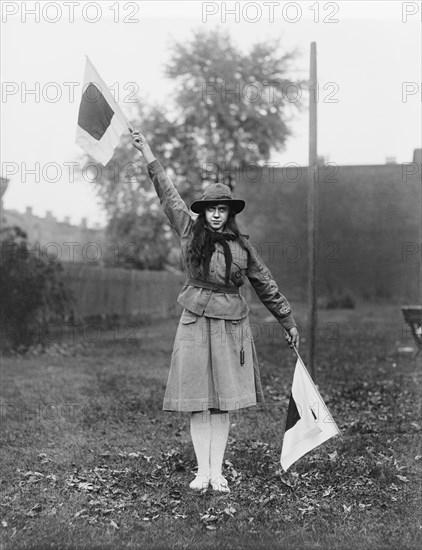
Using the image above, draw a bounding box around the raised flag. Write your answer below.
[76,55,130,165]
[280,351,341,471]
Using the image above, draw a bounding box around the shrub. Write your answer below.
[326,293,356,309]
[0,226,74,352]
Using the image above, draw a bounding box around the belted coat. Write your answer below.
[147,159,297,330]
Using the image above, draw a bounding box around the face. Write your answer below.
[204,204,230,232]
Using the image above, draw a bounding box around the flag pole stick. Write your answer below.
[307,42,318,381]
[291,344,307,371]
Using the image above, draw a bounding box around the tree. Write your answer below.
[165,28,305,186]
[86,104,190,270]
[86,28,304,269]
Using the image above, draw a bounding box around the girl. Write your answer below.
[132,131,299,493]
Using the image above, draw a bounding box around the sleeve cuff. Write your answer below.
[147,159,163,174]
[277,313,297,331]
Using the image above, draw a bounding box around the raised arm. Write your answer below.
[245,241,300,348]
[132,131,192,238]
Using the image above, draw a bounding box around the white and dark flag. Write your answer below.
[280,356,341,471]
[76,55,129,165]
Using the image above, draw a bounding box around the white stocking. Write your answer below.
[190,412,211,477]
[210,412,230,479]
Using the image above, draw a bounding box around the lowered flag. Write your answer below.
[280,351,341,471]
[76,55,130,165]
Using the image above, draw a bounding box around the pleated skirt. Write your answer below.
[162,308,265,412]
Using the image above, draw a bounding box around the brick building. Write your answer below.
[1,198,106,264]
[236,149,421,303]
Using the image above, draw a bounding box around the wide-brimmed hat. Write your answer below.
[190,183,245,214]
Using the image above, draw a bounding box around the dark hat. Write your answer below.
[190,183,245,214]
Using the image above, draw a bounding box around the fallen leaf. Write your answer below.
[26,504,42,517]
[24,471,44,479]
[78,482,94,491]
[200,514,218,523]
[328,451,338,462]
[396,475,409,483]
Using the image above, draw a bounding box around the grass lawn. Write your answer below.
[1,302,421,549]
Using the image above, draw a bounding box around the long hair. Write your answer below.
[186,209,249,279]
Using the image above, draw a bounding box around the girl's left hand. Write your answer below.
[285,327,299,350]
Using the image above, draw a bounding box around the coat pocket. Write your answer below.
[180,310,199,324]
[178,310,199,343]
[226,318,243,342]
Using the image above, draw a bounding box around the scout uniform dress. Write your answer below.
[147,160,297,413]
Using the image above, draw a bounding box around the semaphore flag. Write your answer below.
[76,55,131,165]
[280,350,341,471]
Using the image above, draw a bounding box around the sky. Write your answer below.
[1,0,421,227]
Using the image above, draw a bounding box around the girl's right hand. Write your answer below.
[131,131,156,163]
[131,131,149,152]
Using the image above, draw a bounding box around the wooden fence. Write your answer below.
[61,264,186,322]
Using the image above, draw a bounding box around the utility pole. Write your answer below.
[307,42,318,380]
